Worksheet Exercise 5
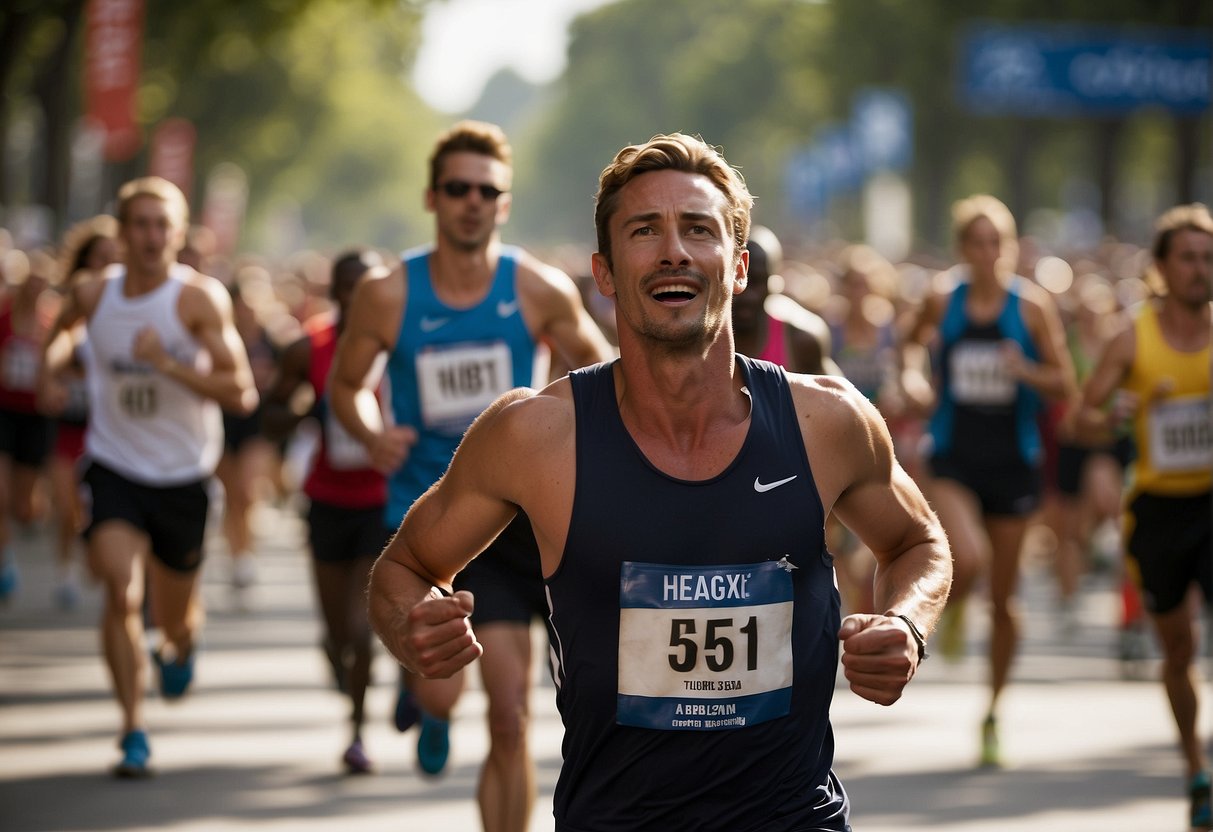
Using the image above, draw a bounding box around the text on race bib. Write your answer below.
[1,341,38,392]
[119,381,158,418]
[415,341,513,435]
[1148,395,1213,473]
[617,560,794,731]
[949,341,1015,406]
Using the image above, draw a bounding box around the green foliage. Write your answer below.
[511,0,831,248]
[137,0,440,255]
[3,0,1209,257]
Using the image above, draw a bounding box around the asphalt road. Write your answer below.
[1,503,1205,831]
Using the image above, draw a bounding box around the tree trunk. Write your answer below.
[1094,118,1124,238]
[33,1,86,239]
[1174,116,1200,205]
[0,11,37,209]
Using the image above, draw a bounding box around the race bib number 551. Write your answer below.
[617,560,794,731]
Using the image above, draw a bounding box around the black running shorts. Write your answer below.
[1125,490,1213,615]
[454,512,548,626]
[82,462,210,573]
[929,454,1042,517]
[306,499,391,563]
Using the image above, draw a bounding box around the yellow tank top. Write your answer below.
[1124,302,1212,496]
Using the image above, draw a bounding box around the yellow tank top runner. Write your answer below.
[1123,302,1212,496]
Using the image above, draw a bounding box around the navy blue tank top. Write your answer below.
[546,355,849,831]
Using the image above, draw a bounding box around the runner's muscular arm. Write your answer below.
[133,277,257,415]
[330,266,416,474]
[517,257,615,369]
[1072,324,1136,445]
[260,335,312,443]
[897,290,945,415]
[799,376,952,705]
[38,276,104,412]
[1005,286,1075,401]
[369,386,552,678]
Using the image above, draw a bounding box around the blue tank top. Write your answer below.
[384,247,536,524]
[547,356,849,831]
[928,277,1042,467]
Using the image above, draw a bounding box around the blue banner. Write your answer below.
[959,23,1210,115]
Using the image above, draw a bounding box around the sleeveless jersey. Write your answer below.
[1123,303,1211,497]
[830,320,896,402]
[0,296,48,413]
[302,314,386,508]
[928,277,1042,467]
[547,356,848,831]
[756,313,788,367]
[83,265,222,485]
[384,247,536,524]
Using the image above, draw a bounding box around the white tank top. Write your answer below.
[84,264,223,485]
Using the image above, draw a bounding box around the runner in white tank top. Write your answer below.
[39,177,256,779]
[84,262,223,485]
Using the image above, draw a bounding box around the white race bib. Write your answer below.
[117,378,159,418]
[415,341,513,435]
[1,340,38,392]
[324,412,372,469]
[617,560,794,731]
[1148,395,1213,473]
[950,341,1015,405]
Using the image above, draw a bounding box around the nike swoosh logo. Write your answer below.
[419,316,449,332]
[497,299,519,318]
[754,475,797,493]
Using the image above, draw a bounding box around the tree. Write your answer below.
[0,0,443,254]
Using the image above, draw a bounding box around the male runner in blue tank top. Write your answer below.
[330,121,612,831]
[367,133,952,831]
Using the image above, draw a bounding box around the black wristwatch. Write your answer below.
[893,613,929,662]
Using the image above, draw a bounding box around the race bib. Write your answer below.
[1148,395,1213,473]
[324,411,372,469]
[617,560,794,731]
[118,379,159,418]
[415,341,512,436]
[1,340,38,392]
[949,341,1015,406]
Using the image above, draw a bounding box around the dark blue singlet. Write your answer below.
[928,277,1043,468]
[546,356,850,832]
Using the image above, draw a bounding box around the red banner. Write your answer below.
[84,0,145,162]
[149,118,196,201]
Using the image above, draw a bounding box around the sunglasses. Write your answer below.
[437,180,507,200]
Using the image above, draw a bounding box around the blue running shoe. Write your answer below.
[394,679,420,733]
[1191,770,1212,830]
[417,714,450,776]
[0,557,19,602]
[113,730,152,778]
[153,647,195,700]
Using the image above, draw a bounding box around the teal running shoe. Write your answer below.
[113,730,152,778]
[1190,770,1212,830]
[153,647,195,700]
[417,714,450,776]
[0,557,19,602]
